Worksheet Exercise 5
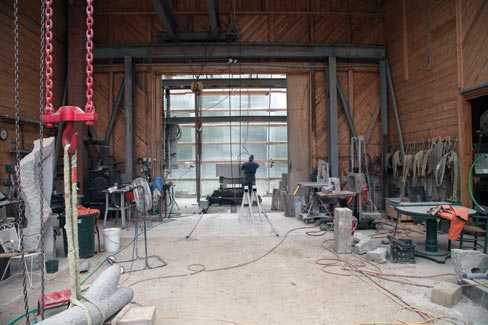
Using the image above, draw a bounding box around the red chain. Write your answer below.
[85,0,94,113]
[44,0,53,115]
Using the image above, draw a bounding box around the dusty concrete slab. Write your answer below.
[1,198,487,325]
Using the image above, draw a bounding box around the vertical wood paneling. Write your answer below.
[311,16,348,43]
[461,0,488,88]
[0,1,66,182]
[384,0,458,143]
[314,69,380,176]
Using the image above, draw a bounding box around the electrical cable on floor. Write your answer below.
[313,237,468,325]
[315,238,455,287]
[128,226,316,287]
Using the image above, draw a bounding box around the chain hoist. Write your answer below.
[38,0,47,319]
[85,0,95,115]
[41,1,99,323]
[13,1,31,323]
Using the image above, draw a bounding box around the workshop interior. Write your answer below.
[0,1,487,324]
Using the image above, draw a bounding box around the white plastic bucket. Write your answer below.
[103,228,121,252]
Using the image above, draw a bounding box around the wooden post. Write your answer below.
[287,74,311,192]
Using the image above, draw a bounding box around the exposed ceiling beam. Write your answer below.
[161,78,286,89]
[94,43,386,61]
[206,0,220,39]
[156,32,234,42]
[151,0,177,40]
[166,115,287,124]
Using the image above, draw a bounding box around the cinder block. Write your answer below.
[431,282,462,307]
[117,306,156,325]
[366,247,387,264]
[353,238,380,254]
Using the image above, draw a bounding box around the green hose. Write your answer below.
[468,154,488,213]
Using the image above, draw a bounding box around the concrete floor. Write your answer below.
[1,198,487,324]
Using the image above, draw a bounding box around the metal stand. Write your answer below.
[239,186,262,223]
[185,210,206,239]
[107,184,166,273]
[239,186,279,236]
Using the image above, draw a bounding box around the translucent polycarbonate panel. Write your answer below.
[178,127,194,142]
[269,126,287,141]
[165,74,288,196]
[168,166,195,180]
[177,145,195,161]
[268,162,288,178]
[269,144,288,160]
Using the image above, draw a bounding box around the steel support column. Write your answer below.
[151,0,177,40]
[336,77,357,138]
[124,56,135,181]
[385,59,404,159]
[206,0,220,39]
[102,80,125,166]
[379,59,388,209]
[327,56,339,177]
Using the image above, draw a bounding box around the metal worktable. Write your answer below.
[393,201,477,264]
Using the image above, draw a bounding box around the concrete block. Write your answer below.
[117,306,156,325]
[366,247,387,264]
[283,195,301,218]
[353,238,380,255]
[271,189,282,210]
[451,249,488,282]
[334,208,353,254]
[353,232,369,244]
[431,282,463,308]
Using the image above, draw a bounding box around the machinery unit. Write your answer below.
[87,167,120,203]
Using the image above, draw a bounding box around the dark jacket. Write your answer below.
[241,161,259,185]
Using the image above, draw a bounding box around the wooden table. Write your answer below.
[393,202,477,264]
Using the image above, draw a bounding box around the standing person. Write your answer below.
[241,154,259,191]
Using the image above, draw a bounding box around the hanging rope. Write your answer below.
[13,1,31,323]
[38,0,47,319]
[41,0,102,323]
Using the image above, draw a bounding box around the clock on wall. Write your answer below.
[0,128,8,141]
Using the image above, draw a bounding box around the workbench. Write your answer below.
[297,182,355,222]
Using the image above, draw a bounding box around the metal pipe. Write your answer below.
[185,211,205,239]
[124,56,134,181]
[327,56,339,178]
[102,80,125,165]
[336,77,357,138]
[385,59,405,159]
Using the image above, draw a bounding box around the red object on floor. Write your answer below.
[38,289,71,314]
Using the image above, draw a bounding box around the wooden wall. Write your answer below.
[313,67,381,175]
[459,0,488,90]
[93,0,384,44]
[383,0,458,143]
[384,0,488,205]
[91,0,385,180]
[0,1,66,187]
